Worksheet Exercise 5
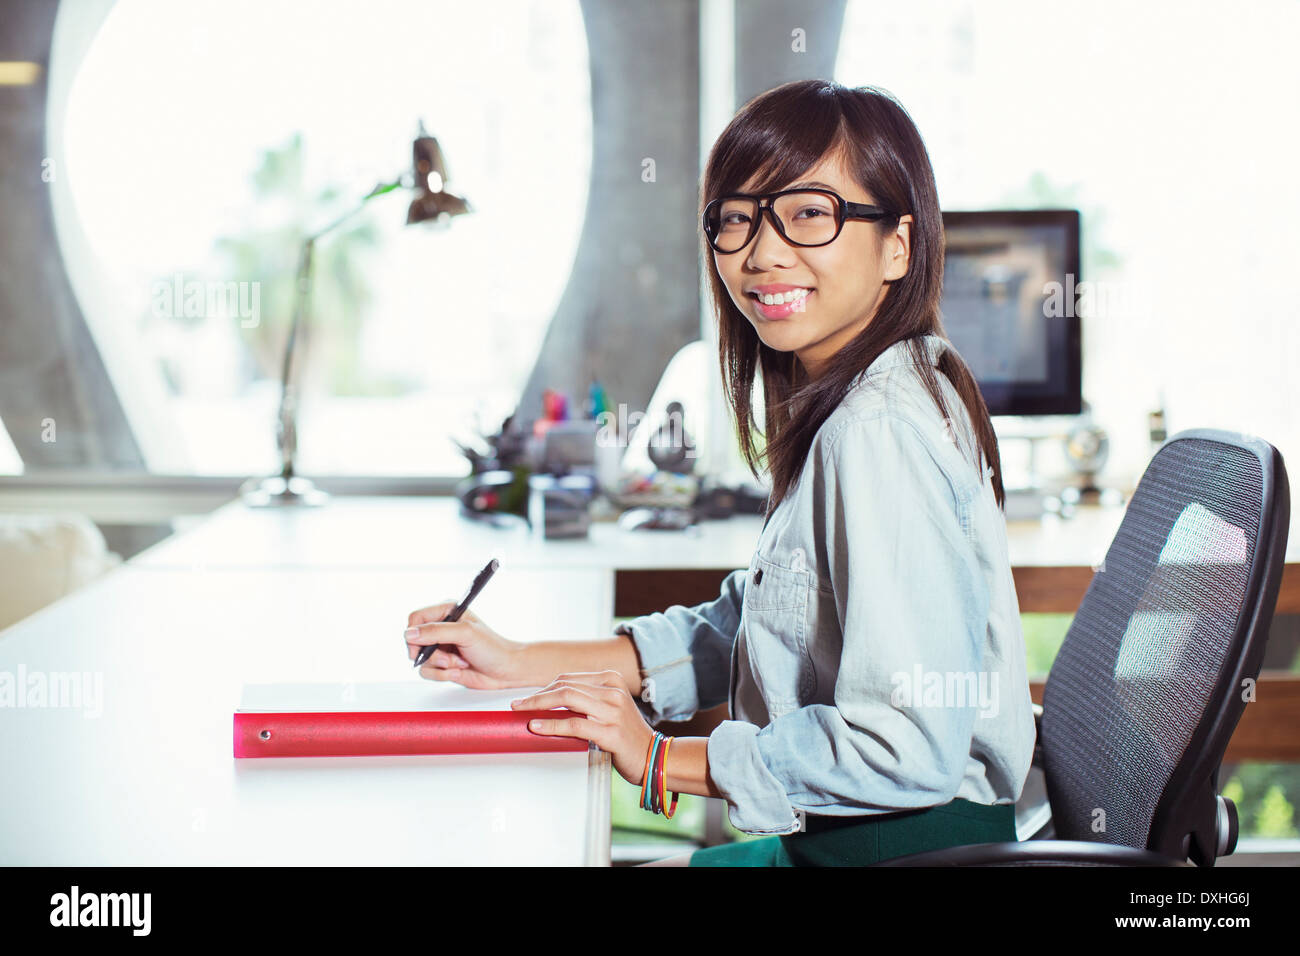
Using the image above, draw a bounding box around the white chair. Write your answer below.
[0,513,122,632]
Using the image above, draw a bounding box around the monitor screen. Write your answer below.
[939,210,1082,416]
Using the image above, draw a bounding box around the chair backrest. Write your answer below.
[1041,428,1289,864]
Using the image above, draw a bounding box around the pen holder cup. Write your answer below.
[528,474,593,539]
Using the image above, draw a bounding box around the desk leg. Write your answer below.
[584,743,612,866]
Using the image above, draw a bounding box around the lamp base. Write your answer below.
[239,474,330,508]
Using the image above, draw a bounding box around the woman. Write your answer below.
[403,79,1035,866]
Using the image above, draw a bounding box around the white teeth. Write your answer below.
[758,289,810,306]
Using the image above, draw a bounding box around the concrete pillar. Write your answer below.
[0,0,145,470]
[734,0,847,109]
[517,0,702,430]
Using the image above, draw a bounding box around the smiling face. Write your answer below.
[713,150,913,381]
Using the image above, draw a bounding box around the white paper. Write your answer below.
[237,681,546,713]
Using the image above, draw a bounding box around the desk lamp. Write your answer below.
[241,123,471,507]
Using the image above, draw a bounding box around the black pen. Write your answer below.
[413,558,499,669]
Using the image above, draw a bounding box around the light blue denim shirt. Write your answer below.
[616,333,1036,835]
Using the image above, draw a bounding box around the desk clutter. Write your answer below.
[453,385,767,538]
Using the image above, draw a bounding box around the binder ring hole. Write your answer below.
[259,730,272,740]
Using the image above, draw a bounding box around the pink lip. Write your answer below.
[752,289,812,320]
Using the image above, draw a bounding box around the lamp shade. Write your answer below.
[408,125,471,225]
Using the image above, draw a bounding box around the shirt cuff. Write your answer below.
[613,617,698,724]
[707,719,802,835]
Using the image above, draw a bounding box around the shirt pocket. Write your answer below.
[741,549,816,712]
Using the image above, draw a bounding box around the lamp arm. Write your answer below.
[306,175,406,243]
[272,174,405,478]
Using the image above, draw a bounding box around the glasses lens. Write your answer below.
[706,197,758,253]
[773,191,839,246]
[706,191,841,252]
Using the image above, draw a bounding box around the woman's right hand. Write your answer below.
[404,603,534,690]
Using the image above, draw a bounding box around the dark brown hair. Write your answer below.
[701,78,1005,514]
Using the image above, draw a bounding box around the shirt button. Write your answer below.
[753,568,763,585]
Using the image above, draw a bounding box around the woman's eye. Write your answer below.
[794,206,831,219]
[721,212,750,225]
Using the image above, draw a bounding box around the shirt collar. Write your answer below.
[853,333,946,382]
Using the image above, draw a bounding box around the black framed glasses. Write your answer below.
[702,188,895,254]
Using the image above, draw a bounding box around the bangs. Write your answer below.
[707,90,849,200]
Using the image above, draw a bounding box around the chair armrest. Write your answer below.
[871,840,1190,867]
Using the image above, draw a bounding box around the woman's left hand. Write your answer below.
[511,671,656,786]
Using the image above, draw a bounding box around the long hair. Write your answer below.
[702,79,1005,514]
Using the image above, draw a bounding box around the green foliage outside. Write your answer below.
[207,132,413,396]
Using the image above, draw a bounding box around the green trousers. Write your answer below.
[689,798,1016,867]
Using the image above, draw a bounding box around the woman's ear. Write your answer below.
[883,214,913,282]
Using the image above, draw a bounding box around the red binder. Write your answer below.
[234,682,589,758]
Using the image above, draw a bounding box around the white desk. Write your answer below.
[2,495,770,864]
[135,493,1275,573]
[8,492,1289,863]
[0,556,614,864]
[131,495,766,571]
[126,494,1214,615]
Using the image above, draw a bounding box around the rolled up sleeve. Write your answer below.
[706,415,989,833]
[614,568,746,724]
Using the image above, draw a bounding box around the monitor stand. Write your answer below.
[1002,485,1060,522]
[993,419,1128,521]
[993,423,1068,521]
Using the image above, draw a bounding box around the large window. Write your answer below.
[52,0,591,476]
[837,0,1300,493]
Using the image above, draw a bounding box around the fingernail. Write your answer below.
[528,720,539,730]
[510,699,521,708]
[404,627,419,639]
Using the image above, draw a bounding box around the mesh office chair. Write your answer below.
[877,428,1290,867]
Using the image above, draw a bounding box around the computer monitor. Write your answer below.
[939,210,1082,416]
